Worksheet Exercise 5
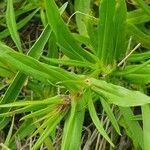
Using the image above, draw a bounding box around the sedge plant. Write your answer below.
[0,0,150,149]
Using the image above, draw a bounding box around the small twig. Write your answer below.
[117,43,141,67]
[67,11,97,25]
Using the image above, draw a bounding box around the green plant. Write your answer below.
[0,0,150,149]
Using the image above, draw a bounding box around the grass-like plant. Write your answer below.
[0,0,150,149]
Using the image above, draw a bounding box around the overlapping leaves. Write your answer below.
[0,0,150,149]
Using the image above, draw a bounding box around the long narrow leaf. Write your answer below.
[6,0,22,52]
[113,0,127,61]
[4,117,14,146]
[87,78,150,107]
[120,107,143,148]
[134,0,150,16]
[0,25,51,128]
[45,0,97,63]
[32,112,65,150]
[41,56,96,69]
[88,92,114,147]
[75,0,91,36]
[97,0,115,65]
[61,100,77,150]
[127,23,150,48]
[0,96,62,108]
[68,94,87,150]
[127,8,150,24]
[0,9,39,39]
[142,104,150,150]
[0,42,80,90]
[101,98,121,135]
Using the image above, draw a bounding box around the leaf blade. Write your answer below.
[6,0,22,52]
[88,90,114,147]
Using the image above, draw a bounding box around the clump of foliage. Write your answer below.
[0,0,150,149]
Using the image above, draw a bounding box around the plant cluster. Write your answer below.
[0,0,150,149]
